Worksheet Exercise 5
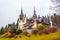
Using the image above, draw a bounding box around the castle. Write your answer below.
[17,8,53,30]
[18,8,38,30]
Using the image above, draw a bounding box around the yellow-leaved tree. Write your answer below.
[37,23,46,30]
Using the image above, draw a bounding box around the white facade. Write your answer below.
[32,21,37,29]
[18,16,26,30]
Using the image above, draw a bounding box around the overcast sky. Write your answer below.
[50,0,60,13]
[0,0,54,27]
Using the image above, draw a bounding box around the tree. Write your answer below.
[16,30,22,35]
[16,20,18,29]
[53,15,60,28]
[37,23,46,30]
[4,25,9,33]
[0,27,4,34]
[11,28,16,33]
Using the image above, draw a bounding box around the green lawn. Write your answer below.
[0,29,60,40]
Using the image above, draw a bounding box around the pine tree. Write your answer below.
[0,27,4,34]
[16,20,18,29]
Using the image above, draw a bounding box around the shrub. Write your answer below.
[38,30,43,35]
[32,29,38,35]
[50,27,58,33]
[16,30,22,35]
[43,27,58,34]
[4,32,10,38]
[8,33,16,38]
[22,30,28,36]
[43,29,50,34]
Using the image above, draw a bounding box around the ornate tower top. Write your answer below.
[21,8,23,16]
[19,8,24,19]
[33,8,37,17]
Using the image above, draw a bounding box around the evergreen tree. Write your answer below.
[4,25,9,32]
[16,20,18,29]
[0,27,4,34]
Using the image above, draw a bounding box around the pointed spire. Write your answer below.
[34,7,36,14]
[33,7,37,17]
[19,8,24,18]
[21,8,23,16]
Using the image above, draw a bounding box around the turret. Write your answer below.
[32,8,37,29]
[33,8,37,18]
[49,15,53,28]
[18,8,26,30]
[19,8,24,20]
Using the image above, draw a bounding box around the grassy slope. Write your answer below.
[0,29,60,40]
